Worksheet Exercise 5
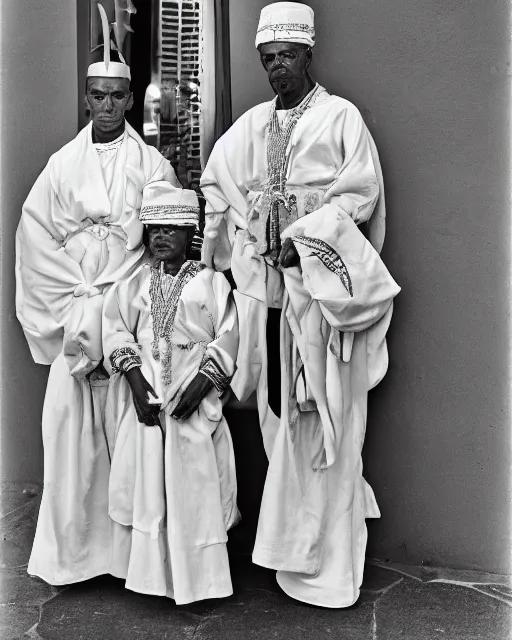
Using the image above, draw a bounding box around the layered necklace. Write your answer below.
[265,83,321,262]
[149,260,204,385]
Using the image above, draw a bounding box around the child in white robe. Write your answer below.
[103,182,239,604]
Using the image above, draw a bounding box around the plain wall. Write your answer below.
[0,1,78,483]
[230,0,511,573]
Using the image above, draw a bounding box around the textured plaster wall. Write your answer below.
[0,1,78,482]
[230,0,511,573]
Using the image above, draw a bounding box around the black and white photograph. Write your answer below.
[0,1,510,638]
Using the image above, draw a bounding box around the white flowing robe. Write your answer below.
[200,86,400,607]
[16,122,178,585]
[103,264,239,604]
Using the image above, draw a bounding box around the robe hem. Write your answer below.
[276,572,360,609]
[27,567,115,587]
[125,583,233,605]
[252,552,320,576]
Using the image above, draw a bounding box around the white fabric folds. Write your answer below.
[200,83,399,608]
[16,121,177,586]
[103,265,240,604]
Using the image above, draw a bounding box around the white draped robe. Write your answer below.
[16,122,178,585]
[103,264,239,604]
[200,86,400,607]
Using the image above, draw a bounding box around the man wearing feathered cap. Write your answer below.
[103,182,239,604]
[200,2,400,608]
[16,3,180,586]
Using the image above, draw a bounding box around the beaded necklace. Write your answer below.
[149,260,204,385]
[265,83,321,262]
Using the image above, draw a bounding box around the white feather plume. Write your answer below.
[96,3,111,71]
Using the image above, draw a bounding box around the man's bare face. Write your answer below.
[85,77,133,137]
[259,42,311,96]
[148,225,191,262]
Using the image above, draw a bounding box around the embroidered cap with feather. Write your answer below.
[88,2,131,80]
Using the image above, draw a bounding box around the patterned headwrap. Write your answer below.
[139,181,200,229]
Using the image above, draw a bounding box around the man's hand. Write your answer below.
[278,237,300,268]
[171,372,214,420]
[125,367,161,427]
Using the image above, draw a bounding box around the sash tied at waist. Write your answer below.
[73,283,102,298]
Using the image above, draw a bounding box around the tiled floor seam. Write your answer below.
[367,560,512,587]
[368,563,512,608]
[370,603,378,640]
[363,576,404,603]
[369,578,406,640]
[189,612,221,640]
[22,587,70,639]
[23,622,44,639]
[461,584,512,608]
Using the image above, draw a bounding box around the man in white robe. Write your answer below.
[103,182,239,604]
[15,6,179,586]
[200,2,400,608]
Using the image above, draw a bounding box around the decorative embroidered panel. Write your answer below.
[257,22,315,36]
[110,346,142,374]
[149,260,205,385]
[293,235,353,297]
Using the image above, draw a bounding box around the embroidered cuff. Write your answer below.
[109,347,142,374]
[199,357,231,395]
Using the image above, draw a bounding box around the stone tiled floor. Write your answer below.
[1,482,511,640]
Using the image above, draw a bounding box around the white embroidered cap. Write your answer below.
[256,2,315,49]
[87,3,131,80]
[139,181,200,228]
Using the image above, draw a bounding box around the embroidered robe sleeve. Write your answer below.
[197,272,239,393]
[282,205,400,334]
[103,274,143,375]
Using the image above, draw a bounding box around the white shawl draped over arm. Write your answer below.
[281,204,400,468]
[16,123,178,367]
[15,165,90,364]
